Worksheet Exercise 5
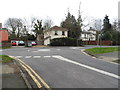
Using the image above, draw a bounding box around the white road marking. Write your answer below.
[0,50,2,51]
[81,49,91,56]
[25,56,32,58]
[33,51,39,53]
[28,50,30,52]
[33,49,50,52]
[57,49,61,51]
[33,56,41,58]
[16,56,22,58]
[38,49,50,51]
[70,47,82,49]
[52,55,120,79]
[43,56,51,58]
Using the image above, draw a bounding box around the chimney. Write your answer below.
[0,23,2,29]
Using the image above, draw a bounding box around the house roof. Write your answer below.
[88,28,96,31]
[44,26,68,33]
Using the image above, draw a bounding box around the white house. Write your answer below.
[43,26,68,45]
[81,27,97,41]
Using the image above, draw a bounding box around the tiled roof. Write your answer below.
[44,26,68,32]
[50,26,68,31]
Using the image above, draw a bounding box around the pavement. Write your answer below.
[90,51,119,62]
[1,61,27,89]
[1,46,120,88]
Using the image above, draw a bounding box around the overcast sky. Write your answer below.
[0,0,119,27]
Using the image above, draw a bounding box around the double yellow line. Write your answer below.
[9,56,51,90]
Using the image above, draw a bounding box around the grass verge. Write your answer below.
[1,46,11,49]
[85,47,120,55]
[0,55,13,63]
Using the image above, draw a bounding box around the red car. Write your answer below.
[31,41,37,46]
[11,41,17,46]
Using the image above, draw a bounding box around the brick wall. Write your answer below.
[0,30,8,41]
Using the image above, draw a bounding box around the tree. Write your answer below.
[61,10,82,39]
[5,18,23,39]
[33,20,43,45]
[43,17,53,30]
[33,20,43,38]
[61,3,83,39]
[93,19,102,31]
[101,15,113,41]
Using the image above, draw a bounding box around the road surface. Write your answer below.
[2,46,119,88]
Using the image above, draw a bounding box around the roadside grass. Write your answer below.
[0,55,13,63]
[85,47,120,55]
[1,46,11,49]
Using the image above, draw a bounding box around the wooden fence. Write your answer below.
[82,40,120,45]
[1,41,11,47]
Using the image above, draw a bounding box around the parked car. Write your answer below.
[31,41,37,46]
[18,41,25,46]
[11,40,17,46]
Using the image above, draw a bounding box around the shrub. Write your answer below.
[50,37,78,46]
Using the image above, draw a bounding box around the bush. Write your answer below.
[50,37,78,46]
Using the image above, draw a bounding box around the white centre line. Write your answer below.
[38,49,50,51]
[25,56,32,58]
[33,56,41,58]
[16,56,23,58]
[52,55,120,79]
[43,56,51,58]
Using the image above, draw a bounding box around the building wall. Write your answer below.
[50,31,68,39]
[0,30,8,41]
[81,33,96,41]
[44,30,68,45]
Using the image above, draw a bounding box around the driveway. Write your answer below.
[2,46,119,88]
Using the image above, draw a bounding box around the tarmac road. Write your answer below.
[2,46,119,88]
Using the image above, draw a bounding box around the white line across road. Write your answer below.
[16,56,23,58]
[33,56,41,58]
[52,55,120,79]
[69,47,83,50]
[25,56,32,58]
[38,49,50,51]
[43,56,51,58]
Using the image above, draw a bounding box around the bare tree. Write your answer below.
[112,19,119,31]
[5,18,18,34]
[93,19,102,31]
[5,18,23,39]
[43,17,53,30]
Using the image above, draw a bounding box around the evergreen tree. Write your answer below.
[101,15,113,40]
[61,10,82,39]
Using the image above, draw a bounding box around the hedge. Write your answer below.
[50,37,78,46]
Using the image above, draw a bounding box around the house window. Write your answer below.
[62,31,65,35]
[54,31,58,35]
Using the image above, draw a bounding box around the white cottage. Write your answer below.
[81,27,97,41]
[43,26,68,45]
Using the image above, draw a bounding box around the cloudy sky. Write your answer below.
[0,0,119,27]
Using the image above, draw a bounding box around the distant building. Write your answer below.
[0,23,8,41]
[43,26,68,45]
[81,27,97,41]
